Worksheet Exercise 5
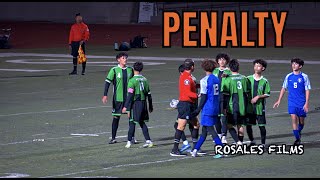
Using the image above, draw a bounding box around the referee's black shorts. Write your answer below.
[71,41,86,57]
[177,101,196,120]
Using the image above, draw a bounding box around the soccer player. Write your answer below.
[191,59,224,159]
[273,58,311,145]
[102,52,136,144]
[212,53,232,144]
[221,59,250,144]
[68,13,90,75]
[122,61,154,148]
[246,59,270,148]
[170,59,201,157]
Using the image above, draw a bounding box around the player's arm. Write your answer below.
[122,81,134,113]
[69,25,74,45]
[102,68,115,104]
[84,25,90,42]
[145,81,153,113]
[303,74,312,112]
[273,76,288,108]
[192,79,207,116]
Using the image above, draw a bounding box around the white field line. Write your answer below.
[1,53,320,64]
[39,157,191,178]
[0,68,67,72]
[0,173,30,178]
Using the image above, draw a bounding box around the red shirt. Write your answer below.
[68,22,90,44]
[179,71,198,103]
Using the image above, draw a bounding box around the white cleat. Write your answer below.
[191,149,198,157]
[125,141,132,148]
[221,136,228,144]
[142,140,154,148]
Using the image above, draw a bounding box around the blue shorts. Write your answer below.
[201,114,218,127]
[288,106,307,117]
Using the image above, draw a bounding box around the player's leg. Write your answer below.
[110,115,120,144]
[227,113,241,144]
[237,114,246,143]
[190,117,200,151]
[246,114,256,145]
[126,119,135,148]
[289,107,301,145]
[257,115,267,146]
[221,96,229,144]
[178,120,191,153]
[215,117,222,138]
[69,41,79,75]
[171,102,188,156]
[139,121,153,148]
[297,107,307,137]
[191,125,207,157]
[81,43,86,75]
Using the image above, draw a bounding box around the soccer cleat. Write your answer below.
[236,141,243,145]
[69,70,77,75]
[191,149,198,157]
[249,140,256,146]
[179,144,191,153]
[81,72,85,75]
[195,149,206,156]
[142,140,154,148]
[294,139,301,145]
[213,154,224,159]
[170,150,187,157]
[221,136,228,144]
[125,141,131,148]
[108,139,117,144]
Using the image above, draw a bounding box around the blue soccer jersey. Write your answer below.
[282,72,311,108]
[200,74,220,117]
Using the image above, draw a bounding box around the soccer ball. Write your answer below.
[169,99,179,109]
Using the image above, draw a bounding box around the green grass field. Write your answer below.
[0,46,320,178]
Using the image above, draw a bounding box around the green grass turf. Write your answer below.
[0,46,320,177]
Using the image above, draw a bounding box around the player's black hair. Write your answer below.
[253,59,267,70]
[229,59,240,72]
[116,52,128,60]
[201,59,216,72]
[184,59,194,70]
[215,53,230,64]
[75,13,81,17]
[133,61,143,72]
[178,64,185,73]
[291,58,304,67]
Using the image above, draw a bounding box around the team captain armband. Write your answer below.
[128,88,134,93]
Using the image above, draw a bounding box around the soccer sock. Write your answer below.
[238,135,244,142]
[192,128,199,149]
[127,121,135,141]
[259,126,266,144]
[293,130,300,140]
[181,131,187,142]
[215,118,222,135]
[82,61,86,73]
[221,116,228,136]
[298,124,304,133]
[246,125,254,141]
[139,122,151,141]
[72,57,77,71]
[173,129,183,151]
[194,135,206,151]
[207,126,223,146]
[229,128,239,142]
[111,116,120,140]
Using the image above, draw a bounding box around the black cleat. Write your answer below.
[294,139,301,145]
[69,71,77,75]
[170,150,187,157]
[109,139,117,144]
[81,72,85,75]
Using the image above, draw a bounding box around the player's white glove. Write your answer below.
[169,99,179,109]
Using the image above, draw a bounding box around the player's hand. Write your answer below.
[221,73,229,78]
[69,45,72,53]
[251,96,260,104]
[303,103,309,113]
[198,94,201,98]
[122,107,127,114]
[102,96,108,104]
[273,100,280,108]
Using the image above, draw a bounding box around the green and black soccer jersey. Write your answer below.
[221,73,250,116]
[125,74,152,123]
[105,65,133,116]
[105,65,133,102]
[213,67,232,82]
[247,75,271,115]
